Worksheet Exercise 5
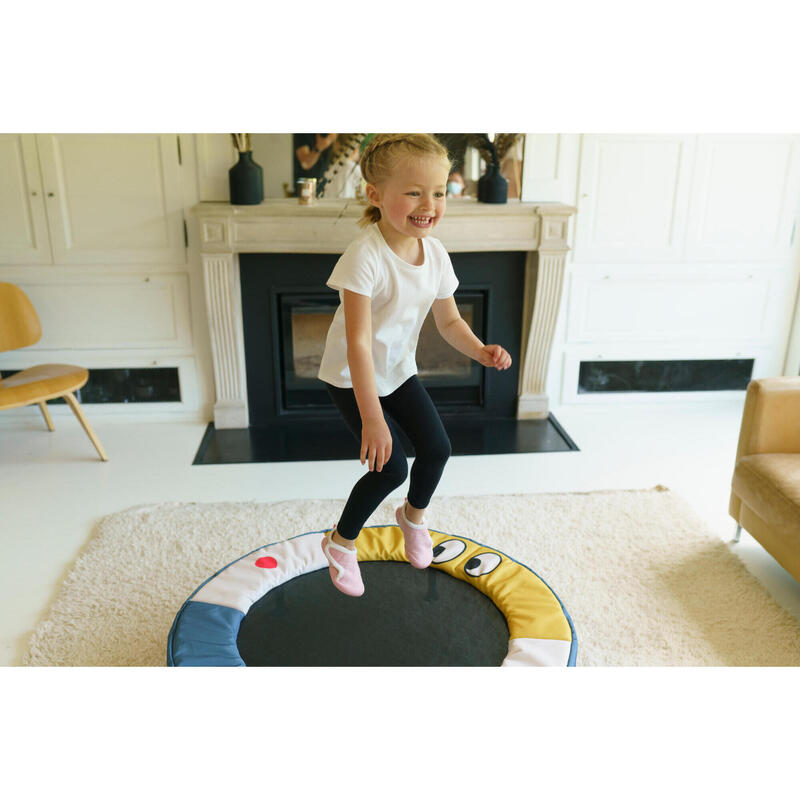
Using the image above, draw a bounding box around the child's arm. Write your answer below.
[343,289,393,472]
[431,296,512,370]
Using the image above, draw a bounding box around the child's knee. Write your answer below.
[424,435,451,467]
[380,453,408,488]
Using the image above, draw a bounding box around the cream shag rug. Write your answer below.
[22,488,800,666]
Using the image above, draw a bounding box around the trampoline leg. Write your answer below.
[733,524,742,544]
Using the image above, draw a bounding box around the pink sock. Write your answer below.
[401,501,426,528]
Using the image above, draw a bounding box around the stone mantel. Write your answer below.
[192,199,576,429]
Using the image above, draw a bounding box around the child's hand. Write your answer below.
[361,416,393,472]
[478,344,512,370]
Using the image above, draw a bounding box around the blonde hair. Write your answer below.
[358,134,452,228]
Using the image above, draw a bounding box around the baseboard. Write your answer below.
[0,405,209,426]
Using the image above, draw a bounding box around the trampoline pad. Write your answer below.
[237,561,510,666]
[167,525,577,667]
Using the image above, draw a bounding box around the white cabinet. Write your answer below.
[0,134,186,265]
[685,135,800,262]
[573,134,696,263]
[555,133,800,404]
[0,135,51,264]
[520,134,580,205]
[573,133,800,264]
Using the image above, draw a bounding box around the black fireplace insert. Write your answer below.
[240,251,525,424]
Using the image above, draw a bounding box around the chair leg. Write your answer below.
[38,401,55,431]
[62,391,108,461]
[733,523,742,543]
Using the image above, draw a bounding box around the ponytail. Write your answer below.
[359,204,382,228]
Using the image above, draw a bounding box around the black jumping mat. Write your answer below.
[236,561,510,667]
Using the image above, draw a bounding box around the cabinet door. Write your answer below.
[196,133,235,201]
[0,134,52,264]
[685,134,800,261]
[573,134,695,263]
[36,134,186,264]
[519,134,579,205]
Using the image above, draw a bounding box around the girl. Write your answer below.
[317,134,512,596]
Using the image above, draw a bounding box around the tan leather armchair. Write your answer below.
[730,377,800,581]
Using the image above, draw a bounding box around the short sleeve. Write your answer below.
[436,247,459,299]
[326,244,377,298]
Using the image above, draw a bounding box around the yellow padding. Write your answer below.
[355,525,571,642]
[355,524,407,563]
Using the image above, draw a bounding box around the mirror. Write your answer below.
[248,134,525,200]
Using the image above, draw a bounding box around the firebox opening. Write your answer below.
[279,291,487,412]
[241,251,528,427]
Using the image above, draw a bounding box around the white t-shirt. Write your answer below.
[317,222,459,396]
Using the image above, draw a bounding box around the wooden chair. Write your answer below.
[0,282,108,461]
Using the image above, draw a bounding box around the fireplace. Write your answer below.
[239,251,525,425]
[192,199,579,463]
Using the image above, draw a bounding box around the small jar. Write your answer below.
[296,178,317,205]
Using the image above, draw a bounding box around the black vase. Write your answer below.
[477,163,508,204]
[229,150,263,205]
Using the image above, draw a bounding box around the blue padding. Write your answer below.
[169,601,246,666]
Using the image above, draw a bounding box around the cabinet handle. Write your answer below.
[31,191,38,196]
[47,192,55,198]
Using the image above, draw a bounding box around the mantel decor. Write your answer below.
[193,197,576,429]
[471,134,517,204]
[228,134,263,206]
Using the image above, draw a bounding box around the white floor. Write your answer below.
[2,396,800,667]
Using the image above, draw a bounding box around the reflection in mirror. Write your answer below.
[249,134,525,200]
[437,134,525,199]
[292,134,370,199]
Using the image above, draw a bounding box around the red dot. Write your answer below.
[255,556,278,569]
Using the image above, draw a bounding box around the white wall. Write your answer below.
[521,133,800,405]
[0,134,212,426]
[2,133,798,428]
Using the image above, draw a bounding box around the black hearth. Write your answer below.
[193,250,578,464]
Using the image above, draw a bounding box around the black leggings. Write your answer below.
[325,375,451,541]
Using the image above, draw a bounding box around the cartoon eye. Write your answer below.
[464,553,502,577]
[431,539,466,563]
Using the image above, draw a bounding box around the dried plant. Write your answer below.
[468,133,522,167]
[231,133,251,153]
[494,134,522,161]
[469,134,496,166]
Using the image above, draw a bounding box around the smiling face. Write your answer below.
[366,154,450,247]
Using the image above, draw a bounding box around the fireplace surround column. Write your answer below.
[517,206,573,419]
[193,199,576,429]
[202,252,249,428]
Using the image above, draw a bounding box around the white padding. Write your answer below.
[502,638,573,667]
[192,533,327,613]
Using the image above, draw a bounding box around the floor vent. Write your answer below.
[578,359,754,393]
[0,367,181,404]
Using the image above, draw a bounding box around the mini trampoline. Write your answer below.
[167,525,577,667]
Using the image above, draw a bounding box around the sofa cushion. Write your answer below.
[732,453,800,541]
